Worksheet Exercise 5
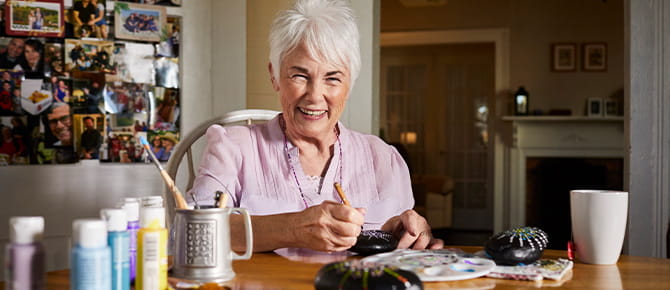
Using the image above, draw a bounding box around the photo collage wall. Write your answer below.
[0,0,181,165]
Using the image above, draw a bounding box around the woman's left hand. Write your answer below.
[381,209,444,250]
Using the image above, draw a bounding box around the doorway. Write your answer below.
[380,43,495,232]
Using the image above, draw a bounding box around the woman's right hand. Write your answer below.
[289,200,365,252]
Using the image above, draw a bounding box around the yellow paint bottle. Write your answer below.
[136,206,167,290]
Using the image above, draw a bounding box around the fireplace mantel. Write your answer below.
[502,116,625,228]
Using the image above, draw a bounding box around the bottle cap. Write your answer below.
[140,207,165,228]
[141,195,164,208]
[100,208,127,232]
[121,198,140,222]
[10,216,44,244]
[72,219,107,248]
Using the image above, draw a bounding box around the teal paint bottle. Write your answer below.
[101,209,131,290]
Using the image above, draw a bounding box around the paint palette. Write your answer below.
[361,249,496,282]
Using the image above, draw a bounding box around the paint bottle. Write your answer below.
[101,209,130,290]
[5,216,46,290]
[120,197,140,283]
[136,206,168,290]
[70,219,111,290]
[141,195,164,208]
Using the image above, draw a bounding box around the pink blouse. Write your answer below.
[189,115,414,230]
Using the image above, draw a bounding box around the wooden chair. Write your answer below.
[163,109,280,224]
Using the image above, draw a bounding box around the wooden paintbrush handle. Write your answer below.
[160,170,188,209]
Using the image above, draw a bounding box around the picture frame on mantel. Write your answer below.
[605,99,619,117]
[587,97,604,117]
[551,43,577,72]
[583,42,607,72]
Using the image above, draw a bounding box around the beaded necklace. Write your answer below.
[282,123,344,209]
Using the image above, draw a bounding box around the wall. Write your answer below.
[246,0,291,111]
[381,0,624,117]
[626,0,670,258]
[0,0,237,274]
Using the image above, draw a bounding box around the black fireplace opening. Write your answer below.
[525,157,624,250]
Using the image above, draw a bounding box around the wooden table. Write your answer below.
[4,246,670,289]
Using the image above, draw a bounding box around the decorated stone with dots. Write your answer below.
[484,227,549,266]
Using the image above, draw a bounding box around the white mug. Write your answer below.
[570,190,628,264]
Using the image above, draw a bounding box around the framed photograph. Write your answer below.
[64,39,116,73]
[4,0,64,37]
[604,99,619,117]
[114,2,166,42]
[587,97,604,117]
[583,42,607,72]
[551,43,577,72]
[69,0,108,39]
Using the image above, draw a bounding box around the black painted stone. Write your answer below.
[484,227,549,265]
[314,261,423,290]
[348,230,399,256]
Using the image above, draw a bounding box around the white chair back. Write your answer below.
[163,109,280,222]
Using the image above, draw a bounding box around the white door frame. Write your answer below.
[381,29,510,233]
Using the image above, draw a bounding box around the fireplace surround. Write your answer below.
[503,116,624,248]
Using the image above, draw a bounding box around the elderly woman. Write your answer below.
[190,0,443,253]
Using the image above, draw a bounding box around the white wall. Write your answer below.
[626,0,670,258]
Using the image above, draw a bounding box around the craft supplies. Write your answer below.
[120,198,140,283]
[5,216,46,290]
[139,136,188,209]
[485,258,573,281]
[172,206,253,283]
[215,190,228,208]
[314,260,422,290]
[333,182,350,206]
[334,182,398,256]
[484,227,549,265]
[141,195,164,208]
[101,209,131,290]
[71,219,112,290]
[361,249,496,282]
[136,206,168,290]
[348,229,399,256]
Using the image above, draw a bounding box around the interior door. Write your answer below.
[381,43,495,230]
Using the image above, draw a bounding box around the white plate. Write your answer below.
[362,249,496,282]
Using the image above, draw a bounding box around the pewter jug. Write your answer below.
[172,207,252,282]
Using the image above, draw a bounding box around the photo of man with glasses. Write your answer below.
[43,102,77,163]
[46,102,72,146]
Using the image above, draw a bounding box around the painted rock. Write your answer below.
[314,260,423,290]
[348,230,399,256]
[484,227,549,265]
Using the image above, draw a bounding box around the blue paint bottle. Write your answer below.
[101,209,130,290]
[121,198,140,283]
[70,219,111,290]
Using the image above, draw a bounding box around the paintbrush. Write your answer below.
[139,136,188,209]
[334,182,351,206]
[215,190,228,208]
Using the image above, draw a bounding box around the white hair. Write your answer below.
[269,0,361,85]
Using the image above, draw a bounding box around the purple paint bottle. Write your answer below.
[5,216,46,290]
[121,198,140,283]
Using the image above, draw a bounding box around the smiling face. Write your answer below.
[7,38,24,59]
[272,43,350,141]
[24,44,40,67]
[47,104,72,145]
